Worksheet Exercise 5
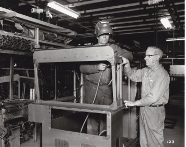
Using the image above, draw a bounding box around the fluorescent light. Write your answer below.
[148,0,164,5]
[166,37,185,41]
[47,1,80,19]
[160,17,172,29]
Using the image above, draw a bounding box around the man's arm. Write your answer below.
[121,50,133,62]
[121,57,143,82]
[121,57,143,107]
[110,44,133,61]
[80,63,107,74]
[124,70,170,107]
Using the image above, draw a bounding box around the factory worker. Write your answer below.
[122,46,170,147]
[80,20,133,135]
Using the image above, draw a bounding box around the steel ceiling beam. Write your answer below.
[80,4,165,18]
[82,8,145,17]
[79,2,140,14]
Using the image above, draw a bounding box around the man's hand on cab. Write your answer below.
[124,100,136,107]
[98,63,107,71]
[120,56,130,67]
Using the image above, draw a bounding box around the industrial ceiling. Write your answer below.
[0,0,185,52]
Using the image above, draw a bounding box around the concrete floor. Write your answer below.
[164,102,184,147]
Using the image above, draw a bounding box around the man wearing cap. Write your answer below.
[122,46,170,147]
[79,21,133,135]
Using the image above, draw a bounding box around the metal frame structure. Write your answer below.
[0,74,34,99]
[29,45,128,147]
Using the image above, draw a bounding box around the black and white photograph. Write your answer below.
[0,0,184,147]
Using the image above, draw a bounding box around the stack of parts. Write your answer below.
[0,34,34,51]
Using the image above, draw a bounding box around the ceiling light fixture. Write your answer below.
[160,17,172,29]
[148,0,164,5]
[166,37,185,41]
[47,1,80,19]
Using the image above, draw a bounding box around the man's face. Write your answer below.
[144,48,158,67]
[97,34,110,45]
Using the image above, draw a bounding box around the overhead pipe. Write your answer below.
[119,30,169,35]
[66,0,109,7]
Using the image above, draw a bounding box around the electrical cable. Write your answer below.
[80,62,123,133]
[80,71,103,133]
[99,129,107,136]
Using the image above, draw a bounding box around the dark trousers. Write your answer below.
[84,81,112,135]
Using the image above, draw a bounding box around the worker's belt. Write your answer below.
[150,104,164,107]
[87,80,109,86]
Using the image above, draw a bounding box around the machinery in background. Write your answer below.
[0,54,35,147]
[0,7,77,51]
[0,99,34,147]
[0,65,35,147]
[0,7,79,147]
[29,45,138,147]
